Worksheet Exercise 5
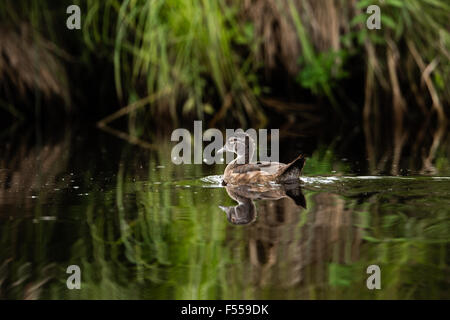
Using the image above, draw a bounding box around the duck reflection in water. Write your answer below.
[219,183,306,225]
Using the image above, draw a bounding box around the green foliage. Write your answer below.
[83,0,264,125]
[288,0,342,106]
[0,0,449,124]
[353,0,450,102]
[328,263,355,287]
[296,50,349,95]
[302,145,350,175]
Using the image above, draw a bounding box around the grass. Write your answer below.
[82,0,265,126]
[356,0,450,123]
[0,1,449,128]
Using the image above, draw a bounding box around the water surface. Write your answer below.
[0,128,449,299]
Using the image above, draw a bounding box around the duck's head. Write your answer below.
[217,132,256,164]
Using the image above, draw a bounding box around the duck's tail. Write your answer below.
[277,154,306,182]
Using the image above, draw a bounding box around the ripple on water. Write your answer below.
[200,174,450,190]
[300,176,340,185]
[200,175,224,187]
[300,175,443,185]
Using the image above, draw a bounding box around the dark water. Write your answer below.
[0,126,449,299]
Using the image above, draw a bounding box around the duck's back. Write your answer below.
[223,155,305,185]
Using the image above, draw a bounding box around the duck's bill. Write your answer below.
[217,147,225,154]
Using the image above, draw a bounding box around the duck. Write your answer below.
[219,183,306,225]
[217,132,306,186]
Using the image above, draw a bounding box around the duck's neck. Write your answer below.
[224,156,245,177]
[233,151,255,165]
[228,157,240,167]
[235,136,255,164]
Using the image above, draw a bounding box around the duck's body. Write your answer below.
[222,154,306,185]
[218,133,306,186]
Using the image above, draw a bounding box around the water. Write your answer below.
[0,128,449,299]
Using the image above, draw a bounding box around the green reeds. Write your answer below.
[1,0,449,126]
[355,0,450,122]
[83,0,265,126]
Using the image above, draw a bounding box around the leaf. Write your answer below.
[381,15,397,29]
[329,263,354,287]
[182,97,195,115]
[385,0,405,8]
[363,236,381,242]
[356,0,375,9]
[350,14,367,27]
[434,72,444,90]
[357,29,368,45]
[203,103,215,115]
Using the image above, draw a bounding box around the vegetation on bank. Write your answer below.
[0,0,449,126]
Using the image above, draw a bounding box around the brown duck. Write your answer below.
[218,133,306,186]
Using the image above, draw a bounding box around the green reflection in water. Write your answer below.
[0,140,449,300]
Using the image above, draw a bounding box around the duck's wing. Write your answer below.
[257,162,283,175]
[232,162,284,175]
[232,164,261,174]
